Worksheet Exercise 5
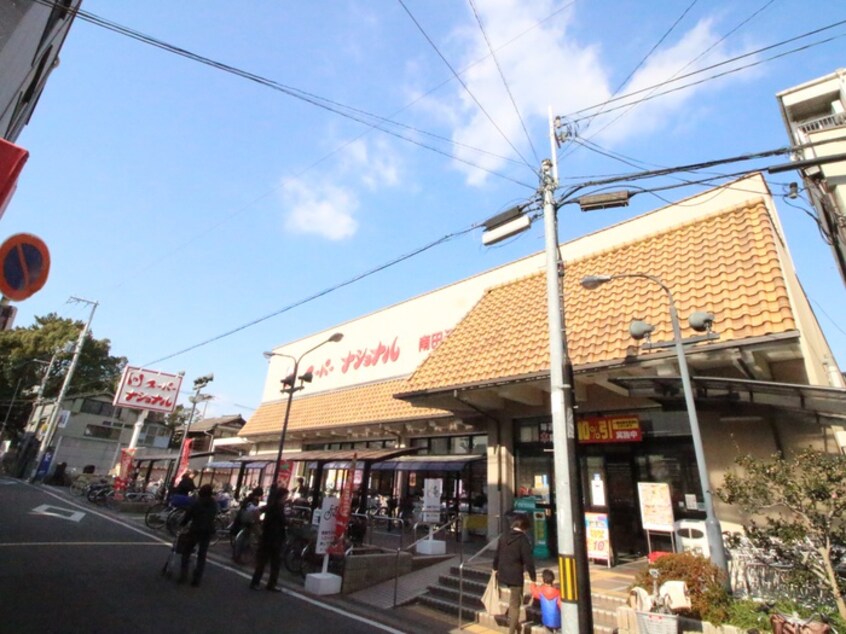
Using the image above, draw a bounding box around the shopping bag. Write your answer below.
[481,571,506,615]
[770,614,831,634]
[175,532,192,555]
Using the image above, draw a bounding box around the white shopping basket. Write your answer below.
[636,611,679,634]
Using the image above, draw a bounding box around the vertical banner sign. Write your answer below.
[113,448,136,501]
[177,438,193,480]
[316,496,339,555]
[276,460,294,490]
[422,478,443,523]
[328,456,357,555]
[35,449,54,481]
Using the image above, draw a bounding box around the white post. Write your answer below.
[128,410,147,450]
[30,297,98,481]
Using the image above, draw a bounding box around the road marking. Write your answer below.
[31,504,85,522]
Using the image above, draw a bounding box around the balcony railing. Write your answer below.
[797,111,846,135]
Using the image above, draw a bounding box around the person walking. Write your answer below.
[178,484,218,587]
[249,487,289,592]
[493,514,537,634]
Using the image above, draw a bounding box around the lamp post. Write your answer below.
[172,374,213,487]
[263,332,343,490]
[580,273,728,574]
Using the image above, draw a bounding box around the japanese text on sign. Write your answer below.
[419,329,452,352]
[113,366,184,414]
[585,512,611,563]
[577,416,642,444]
[340,337,401,374]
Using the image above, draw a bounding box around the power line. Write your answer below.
[142,139,839,365]
[397,0,535,171]
[565,19,846,123]
[467,0,540,165]
[579,0,700,134]
[578,0,776,143]
[143,223,482,366]
[40,0,535,189]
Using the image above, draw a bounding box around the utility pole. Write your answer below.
[30,297,98,481]
[543,111,592,632]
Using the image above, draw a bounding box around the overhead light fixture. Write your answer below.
[577,191,631,212]
[481,205,531,246]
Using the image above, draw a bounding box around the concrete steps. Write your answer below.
[414,564,626,633]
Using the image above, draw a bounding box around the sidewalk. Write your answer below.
[84,493,639,633]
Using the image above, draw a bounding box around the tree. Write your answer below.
[717,449,846,619]
[0,313,126,439]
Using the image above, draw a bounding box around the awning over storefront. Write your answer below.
[371,454,485,472]
[610,376,846,422]
[132,451,215,463]
[234,446,418,468]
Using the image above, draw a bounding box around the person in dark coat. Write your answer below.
[249,487,289,592]
[493,514,537,634]
[178,484,218,586]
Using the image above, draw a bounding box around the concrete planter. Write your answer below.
[616,606,750,634]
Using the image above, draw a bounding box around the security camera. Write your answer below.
[688,311,715,333]
[193,373,214,387]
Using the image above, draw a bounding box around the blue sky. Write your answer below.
[4,0,845,418]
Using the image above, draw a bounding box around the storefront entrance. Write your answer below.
[514,413,706,564]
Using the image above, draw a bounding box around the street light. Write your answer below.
[263,332,343,490]
[580,273,728,574]
[171,374,214,488]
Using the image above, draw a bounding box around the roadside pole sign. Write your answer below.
[0,233,50,301]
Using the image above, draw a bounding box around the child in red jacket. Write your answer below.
[531,569,562,632]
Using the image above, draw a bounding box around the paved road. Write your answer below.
[0,477,413,633]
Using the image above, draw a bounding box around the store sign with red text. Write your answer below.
[113,366,183,413]
[577,416,642,444]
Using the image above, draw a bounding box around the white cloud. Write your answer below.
[592,18,755,145]
[341,138,400,189]
[428,2,754,184]
[281,179,359,241]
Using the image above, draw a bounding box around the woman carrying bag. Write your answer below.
[493,515,537,634]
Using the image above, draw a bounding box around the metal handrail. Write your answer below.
[393,514,462,608]
[457,536,499,631]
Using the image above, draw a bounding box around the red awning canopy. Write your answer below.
[0,138,29,220]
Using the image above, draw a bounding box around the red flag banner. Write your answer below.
[177,438,193,480]
[328,455,357,556]
[113,448,136,501]
[0,138,28,221]
[276,460,294,490]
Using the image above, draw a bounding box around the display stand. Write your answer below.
[416,525,446,555]
[305,554,342,595]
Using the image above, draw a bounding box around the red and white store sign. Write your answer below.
[577,416,642,444]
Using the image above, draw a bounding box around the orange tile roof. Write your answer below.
[240,378,450,438]
[403,199,797,393]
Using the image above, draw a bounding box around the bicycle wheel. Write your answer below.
[300,544,322,578]
[145,502,169,530]
[208,515,226,547]
[232,528,253,564]
[166,508,187,536]
[283,538,308,575]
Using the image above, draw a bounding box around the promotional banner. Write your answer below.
[113,448,136,501]
[276,460,294,490]
[177,438,193,481]
[585,512,612,564]
[328,456,357,556]
[316,496,339,555]
[422,478,443,524]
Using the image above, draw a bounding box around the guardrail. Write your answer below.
[393,514,463,608]
[457,535,498,630]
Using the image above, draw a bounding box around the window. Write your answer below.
[81,399,117,417]
[84,425,121,441]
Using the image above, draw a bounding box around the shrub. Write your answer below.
[631,552,732,624]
